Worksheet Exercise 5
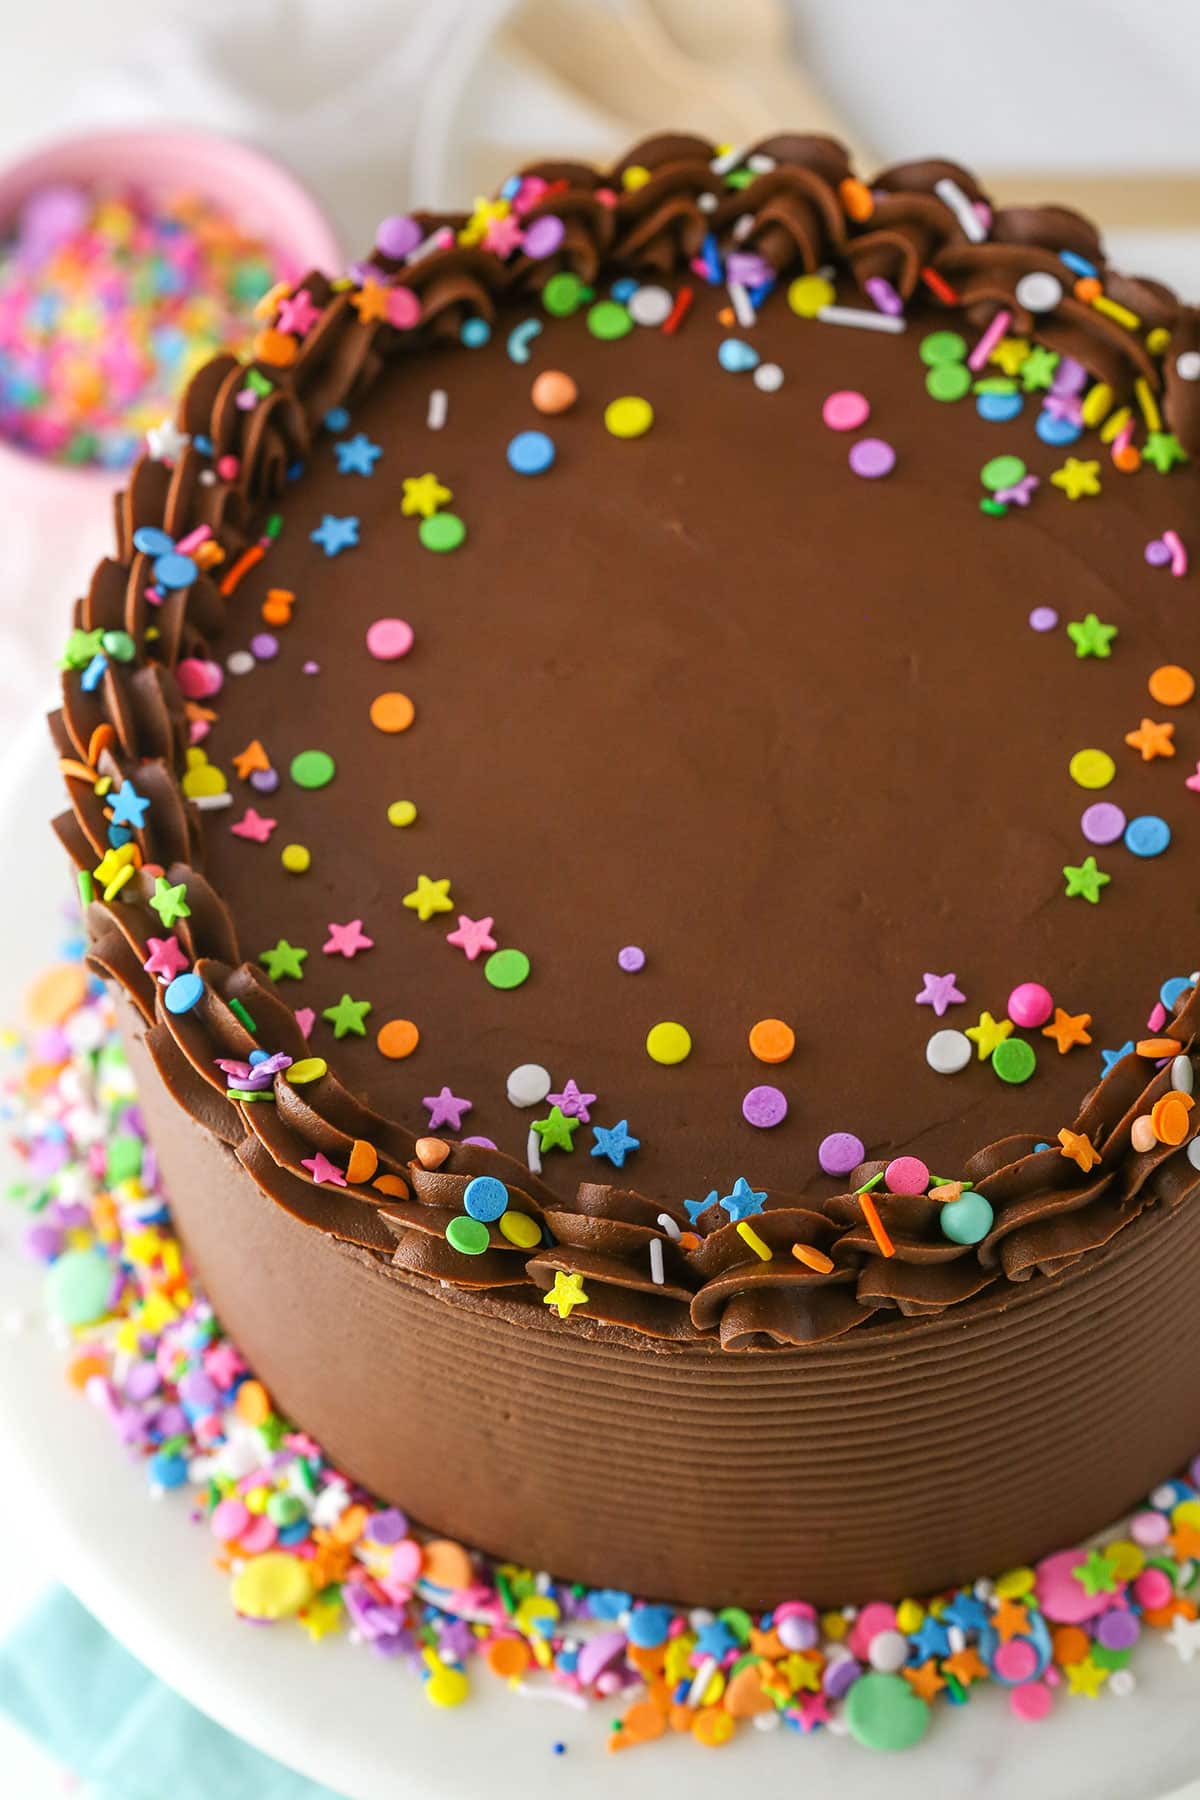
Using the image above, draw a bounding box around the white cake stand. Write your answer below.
[2,710,1199,1800]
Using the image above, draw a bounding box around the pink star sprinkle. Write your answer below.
[323,918,375,958]
[915,971,966,1016]
[1186,762,1200,793]
[301,1152,347,1187]
[481,214,524,257]
[445,914,497,961]
[230,808,277,844]
[143,936,188,980]
[546,1078,596,1123]
[275,289,320,336]
[423,1086,473,1132]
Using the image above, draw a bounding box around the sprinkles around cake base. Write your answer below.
[5,951,1200,1758]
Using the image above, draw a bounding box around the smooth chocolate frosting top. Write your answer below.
[50,132,1200,1355]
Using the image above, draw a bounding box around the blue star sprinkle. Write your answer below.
[684,1191,719,1227]
[589,1120,640,1169]
[693,1619,738,1661]
[719,1176,767,1222]
[334,432,382,476]
[108,781,150,829]
[310,514,360,557]
[1100,1041,1135,1075]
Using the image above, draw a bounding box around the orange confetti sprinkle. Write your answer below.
[1151,1092,1194,1146]
[421,1538,473,1590]
[369,691,415,734]
[1149,664,1196,707]
[485,1636,531,1680]
[839,176,875,222]
[262,588,295,628]
[26,964,88,1029]
[377,1017,420,1060]
[1074,276,1102,303]
[234,1379,271,1425]
[372,1173,409,1199]
[345,1139,379,1184]
[1052,1624,1091,1666]
[791,1242,834,1273]
[1137,1037,1182,1058]
[748,1017,796,1064]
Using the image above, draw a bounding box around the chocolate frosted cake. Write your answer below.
[50,133,1200,1608]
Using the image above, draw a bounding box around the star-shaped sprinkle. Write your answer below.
[149,875,190,927]
[109,781,150,829]
[531,1106,579,1153]
[1051,457,1101,500]
[1125,717,1175,761]
[1020,345,1059,391]
[323,919,375,958]
[590,1120,640,1168]
[993,1598,1031,1642]
[400,472,452,518]
[684,1191,719,1227]
[1063,855,1110,902]
[143,935,188,980]
[146,418,189,462]
[275,289,320,336]
[481,213,523,257]
[404,874,454,921]
[322,993,372,1038]
[1166,1614,1200,1663]
[1042,1008,1093,1054]
[1186,763,1200,793]
[965,1011,1013,1061]
[350,278,390,323]
[903,1659,947,1704]
[1143,431,1188,474]
[301,1152,347,1188]
[260,939,308,982]
[1066,613,1117,658]
[230,808,277,843]
[423,1086,472,1131]
[720,1176,767,1221]
[1063,1657,1108,1698]
[989,337,1029,377]
[334,432,382,476]
[915,971,965,1017]
[233,740,271,780]
[541,1269,589,1320]
[1072,1547,1119,1596]
[546,1079,596,1123]
[1100,1040,1135,1074]
[445,914,496,960]
[310,514,360,557]
[93,846,133,888]
[1058,1127,1102,1172]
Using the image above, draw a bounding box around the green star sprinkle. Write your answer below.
[260,939,308,982]
[1066,613,1118,659]
[1019,345,1059,391]
[322,993,372,1039]
[1051,457,1101,500]
[149,875,190,928]
[531,1105,579,1153]
[1072,1547,1119,1596]
[1063,856,1111,903]
[1142,431,1188,474]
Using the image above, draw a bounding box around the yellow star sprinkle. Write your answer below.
[541,1269,590,1320]
[989,337,1031,376]
[1063,1656,1109,1699]
[458,196,511,247]
[93,843,137,887]
[401,472,452,519]
[965,1011,1014,1062]
[402,874,454,922]
[1051,457,1102,500]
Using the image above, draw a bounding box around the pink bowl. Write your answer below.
[0,127,343,503]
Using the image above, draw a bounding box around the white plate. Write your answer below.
[2,707,1199,1800]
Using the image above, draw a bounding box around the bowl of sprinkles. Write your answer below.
[0,128,341,488]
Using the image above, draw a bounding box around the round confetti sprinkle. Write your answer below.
[499,1211,542,1249]
[507,429,556,475]
[523,214,565,259]
[1011,1683,1053,1722]
[484,948,530,990]
[531,370,577,414]
[419,512,466,553]
[822,389,870,431]
[506,1063,552,1107]
[542,271,585,316]
[1015,271,1064,313]
[617,945,646,972]
[387,800,417,827]
[646,1021,691,1065]
[227,650,255,676]
[1124,814,1171,858]
[249,636,279,665]
[376,1018,419,1060]
[446,1215,490,1256]
[818,1131,864,1177]
[977,390,1023,423]
[844,1671,930,1752]
[460,318,490,347]
[992,1036,1037,1085]
[281,844,311,874]
[981,453,1026,492]
[587,299,633,340]
[604,395,654,439]
[926,1028,972,1074]
[369,692,415,733]
[164,971,203,1015]
[1008,982,1053,1029]
[287,1058,327,1084]
[848,437,895,479]
[718,338,758,373]
[1082,801,1126,845]
[1029,606,1059,632]
[742,1085,788,1128]
[926,362,972,402]
[46,1246,112,1326]
[628,284,673,326]
[941,1189,996,1243]
[885,1155,929,1196]
[231,1552,313,1621]
[919,330,967,366]
[290,749,335,790]
[366,618,413,660]
[1148,664,1195,707]
[787,273,834,317]
[748,1018,795,1064]
[1069,748,1115,790]
[464,1176,508,1222]
[753,362,784,393]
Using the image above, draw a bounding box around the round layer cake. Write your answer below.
[50,133,1200,1606]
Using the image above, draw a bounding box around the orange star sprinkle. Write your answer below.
[351,279,390,323]
[994,1598,1031,1642]
[1058,1127,1102,1173]
[1124,717,1175,761]
[903,1658,947,1702]
[1042,1008,1093,1054]
[233,739,271,780]
[943,1646,988,1687]
[1169,1522,1200,1561]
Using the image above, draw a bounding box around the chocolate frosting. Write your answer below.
[51,132,1200,1367]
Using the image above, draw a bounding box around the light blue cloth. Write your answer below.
[0,1585,344,1800]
